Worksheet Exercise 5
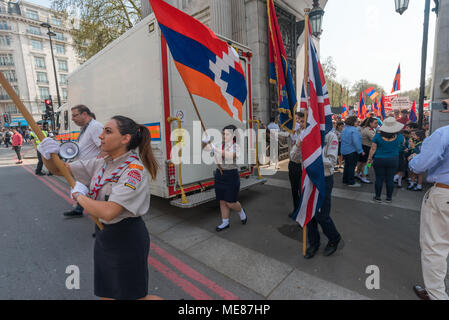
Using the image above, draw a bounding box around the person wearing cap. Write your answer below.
[367,117,405,203]
[408,122,449,300]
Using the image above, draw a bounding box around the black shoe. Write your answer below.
[323,238,341,256]
[216,224,229,232]
[63,210,83,218]
[373,196,382,203]
[241,217,247,225]
[47,172,53,176]
[92,233,96,238]
[304,246,319,259]
[35,172,45,176]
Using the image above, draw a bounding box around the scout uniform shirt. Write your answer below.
[70,150,151,224]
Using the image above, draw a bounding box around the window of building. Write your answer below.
[54,32,64,41]
[0,54,14,66]
[59,73,67,85]
[39,87,50,99]
[28,25,41,35]
[51,17,62,27]
[0,20,11,30]
[0,87,19,101]
[55,43,65,54]
[62,88,67,100]
[26,9,39,21]
[37,72,48,84]
[58,59,68,71]
[34,56,46,69]
[0,35,11,46]
[31,39,43,50]
[1,70,17,82]
[6,103,18,114]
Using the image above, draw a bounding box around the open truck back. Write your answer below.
[56,13,266,208]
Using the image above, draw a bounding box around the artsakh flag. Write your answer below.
[391,64,401,93]
[365,87,378,101]
[341,104,348,119]
[410,100,417,122]
[380,93,387,121]
[268,0,298,132]
[291,20,332,228]
[358,90,367,120]
[149,0,247,122]
[373,98,379,117]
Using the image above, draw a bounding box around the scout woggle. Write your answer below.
[89,152,139,200]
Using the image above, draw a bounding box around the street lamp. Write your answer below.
[394,0,409,15]
[40,22,62,131]
[309,0,325,37]
[395,0,438,129]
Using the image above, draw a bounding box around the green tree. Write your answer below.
[350,79,385,105]
[52,0,142,62]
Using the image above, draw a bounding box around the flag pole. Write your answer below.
[302,8,311,257]
[0,72,104,230]
[187,91,223,174]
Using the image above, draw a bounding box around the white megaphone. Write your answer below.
[59,141,80,160]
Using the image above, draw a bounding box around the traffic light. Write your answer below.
[3,113,10,123]
[43,96,53,120]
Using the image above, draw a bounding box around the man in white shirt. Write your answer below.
[267,117,280,132]
[63,105,104,218]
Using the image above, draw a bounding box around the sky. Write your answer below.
[26,0,52,7]
[320,0,437,92]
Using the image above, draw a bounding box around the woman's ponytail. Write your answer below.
[112,116,159,180]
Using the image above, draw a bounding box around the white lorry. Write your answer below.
[55,13,266,208]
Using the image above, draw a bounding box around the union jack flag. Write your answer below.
[292,21,332,228]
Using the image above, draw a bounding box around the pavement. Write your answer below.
[1,144,448,300]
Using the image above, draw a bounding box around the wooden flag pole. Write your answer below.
[302,8,311,257]
[187,91,223,175]
[0,72,104,230]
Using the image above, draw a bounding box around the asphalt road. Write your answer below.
[0,144,447,300]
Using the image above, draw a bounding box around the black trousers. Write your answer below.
[288,161,302,212]
[342,152,359,185]
[36,151,43,174]
[307,175,341,248]
[13,146,22,161]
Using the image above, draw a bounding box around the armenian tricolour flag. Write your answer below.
[365,87,378,101]
[358,91,367,120]
[268,0,297,132]
[391,64,401,93]
[410,100,417,122]
[149,0,247,122]
[380,93,387,121]
[341,104,348,119]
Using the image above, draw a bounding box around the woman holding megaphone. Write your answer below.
[38,115,162,300]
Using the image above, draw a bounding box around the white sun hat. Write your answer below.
[379,117,404,133]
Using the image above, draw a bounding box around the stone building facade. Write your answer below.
[430,0,449,131]
[0,0,79,125]
[143,0,327,126]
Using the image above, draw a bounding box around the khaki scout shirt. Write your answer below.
[70,150,151,224]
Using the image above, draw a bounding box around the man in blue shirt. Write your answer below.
[340,116,364,187]
[409,124,449,300]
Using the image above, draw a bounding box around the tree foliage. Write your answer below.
[51,0,142,62]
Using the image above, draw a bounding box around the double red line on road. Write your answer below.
[20,165,239,300]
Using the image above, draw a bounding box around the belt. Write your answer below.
[435,183,449,190]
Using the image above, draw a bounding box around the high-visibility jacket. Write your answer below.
[30,130,48,146]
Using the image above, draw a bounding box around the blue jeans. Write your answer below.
[373,157,398,199]
[307,175,341,248]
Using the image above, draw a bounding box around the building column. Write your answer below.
[231,0,247,44]
[210,0,232,39]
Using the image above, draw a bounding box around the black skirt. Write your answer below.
[94,217,149,300]
[214,169,240,203]
[359,145,371,163]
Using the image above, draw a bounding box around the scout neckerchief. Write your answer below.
[88,152,138,200]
